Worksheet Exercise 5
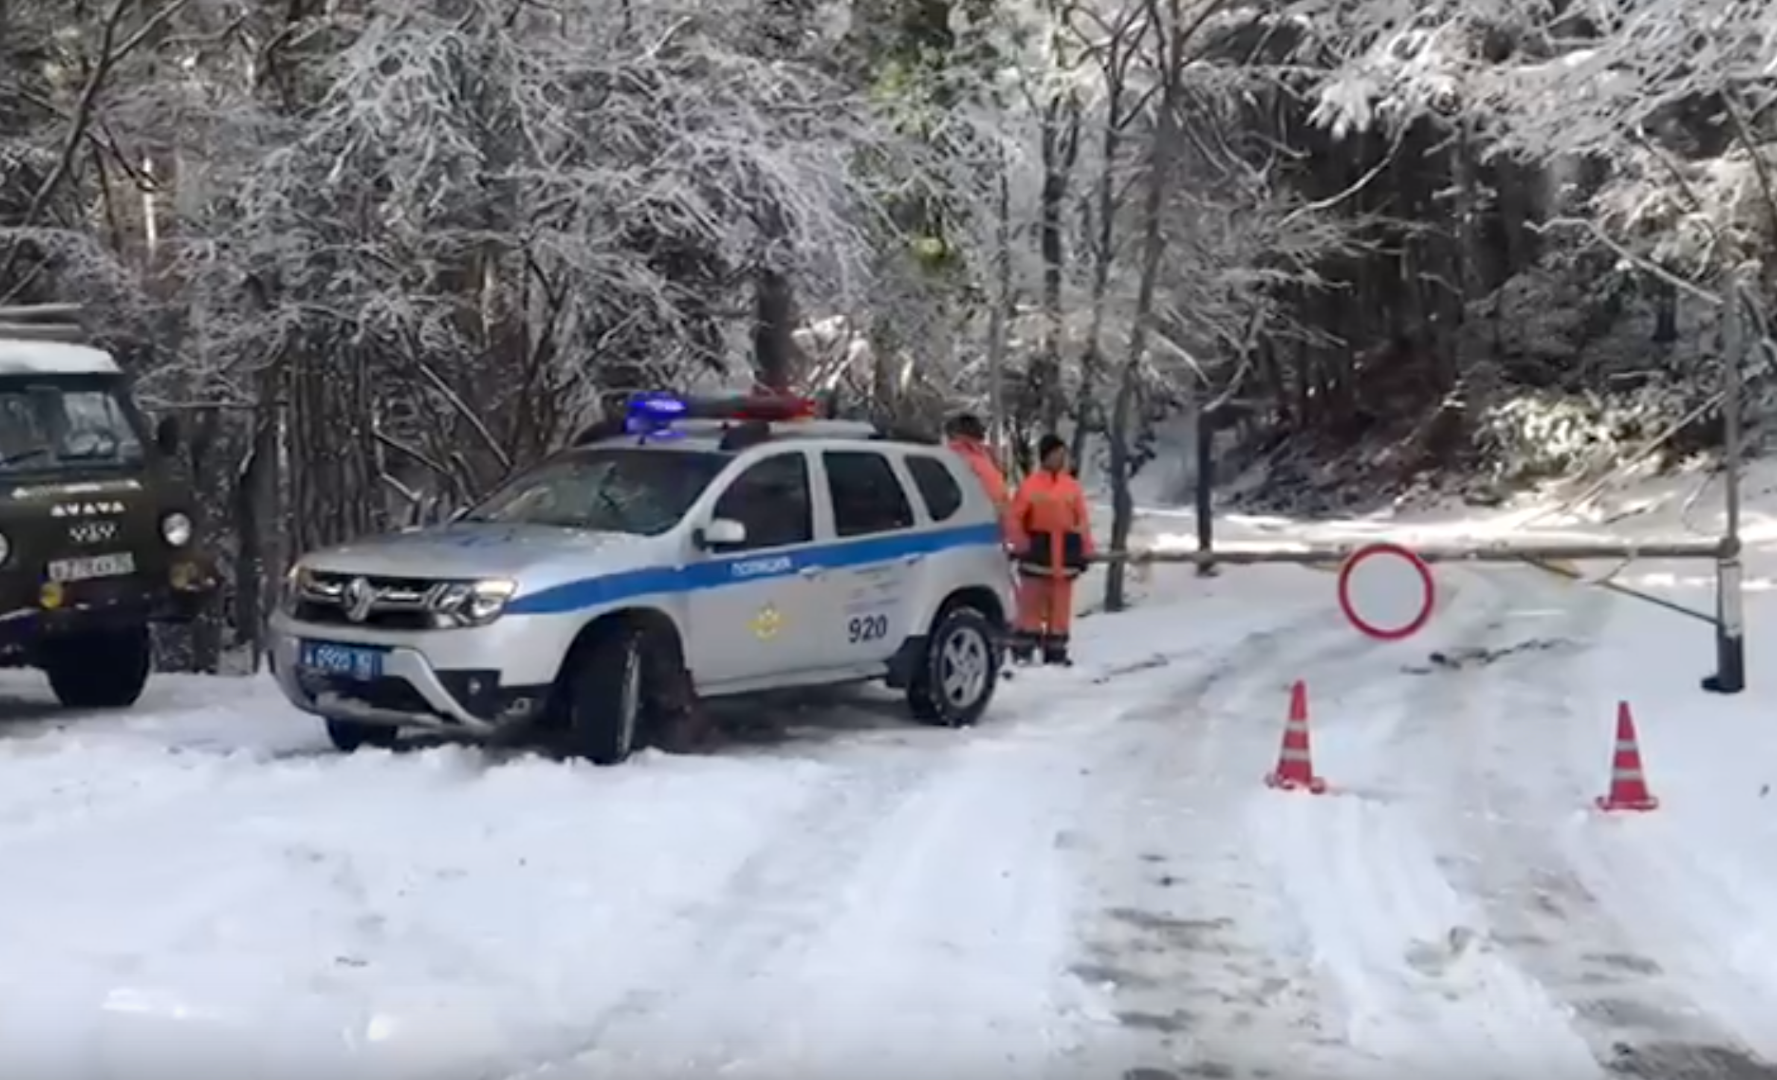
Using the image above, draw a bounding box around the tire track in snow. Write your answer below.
[0,740,846,1080]
[1409,565,1777,1078]
[1243,565,1602,1079]
[539,576,1358,1080]
[1498,568,1777,1074]
[0,740,487,857]
[489,740,947,1080]
[500,664,1152,1071]
[1063,597,1383,1080]
[513,654,1222,1080]
[1562,816,1777,1075]
[704,719,1127,1080]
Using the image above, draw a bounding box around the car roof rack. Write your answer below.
[870,423,940,446]
[717,419,774,452]
[0,303,87,342]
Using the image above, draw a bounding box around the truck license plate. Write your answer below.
[298,640,385,681]
[47,552,136,582]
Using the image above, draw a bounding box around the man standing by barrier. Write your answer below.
[1007,434,1093,665]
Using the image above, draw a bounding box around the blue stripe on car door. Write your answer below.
[502,522,1001,616]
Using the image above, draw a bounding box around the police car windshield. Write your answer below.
[463,447,729,535]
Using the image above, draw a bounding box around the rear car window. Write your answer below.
[824,450,915,537]
[905,455,963,522]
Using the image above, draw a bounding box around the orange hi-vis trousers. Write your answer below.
[1011,568,1076,664]
[1014,574,1073,639]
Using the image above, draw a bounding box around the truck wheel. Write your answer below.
[325,718,399,752]
[43,626,152,709]
[906,606,998,727]
[560,622,656,765]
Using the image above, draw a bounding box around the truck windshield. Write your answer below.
[463,447,730,536]
[0,384,145,474]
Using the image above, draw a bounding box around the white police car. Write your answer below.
[267,391,1015,762]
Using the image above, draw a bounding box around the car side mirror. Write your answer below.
[694,517,747,550]
[154,415,180,456]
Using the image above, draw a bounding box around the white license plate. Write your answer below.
[47,552,136,582]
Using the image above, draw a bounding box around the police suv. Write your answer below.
[267,392,1015,762]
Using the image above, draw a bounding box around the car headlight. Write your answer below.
[160,512,193,547]
[281,563,310,613]
[428,578,517,627]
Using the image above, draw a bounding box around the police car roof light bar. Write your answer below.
[628,390,817,426]
[698,392,817,422]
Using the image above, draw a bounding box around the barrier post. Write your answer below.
[1194,408,1216,577]
[1705,276,1748,694]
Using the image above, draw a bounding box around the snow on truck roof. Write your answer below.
[0,338,121,376]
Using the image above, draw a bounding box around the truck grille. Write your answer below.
[296,571,443,630]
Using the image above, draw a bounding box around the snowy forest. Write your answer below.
[1,0,1774,671]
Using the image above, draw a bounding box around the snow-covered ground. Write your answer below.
[4,464,1777,1080]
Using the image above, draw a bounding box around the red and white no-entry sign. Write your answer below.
[1337,542,1435,641]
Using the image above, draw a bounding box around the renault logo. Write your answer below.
[69,520,118,544]
[344,577,376,623]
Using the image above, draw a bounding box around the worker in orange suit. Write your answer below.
[1006,434,1093,666]
[944,413,1009,533]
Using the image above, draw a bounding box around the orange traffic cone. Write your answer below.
[1265,680,1327,794]
[1596,700,1658,812]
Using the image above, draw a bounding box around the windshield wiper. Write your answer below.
[1,447,55,468]
[59,445,123,461]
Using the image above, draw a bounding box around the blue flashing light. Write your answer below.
[625,392,689,439]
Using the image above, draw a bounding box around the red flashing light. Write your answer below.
[685,392,817,423]
[734,394,817,421]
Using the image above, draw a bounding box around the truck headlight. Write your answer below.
[0,531,10,566]
[160,512,193,547]
[428,578,517,627]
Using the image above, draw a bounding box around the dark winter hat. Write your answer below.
[1038,434,1066,460]
[945,413,987,440]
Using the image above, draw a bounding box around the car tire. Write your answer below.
[560,622,653,765]
[906,606,998,727]
[325,718,399,752]
[42,625,152,709]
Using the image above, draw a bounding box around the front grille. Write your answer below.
[293,601,434,630]
[65,519,122,546]
[297,571,445,629]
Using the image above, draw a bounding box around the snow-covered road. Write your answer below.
[3,522,1777,1080]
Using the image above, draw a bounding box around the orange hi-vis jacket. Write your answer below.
[948,436,1011,535]
[1008,467,1094,577]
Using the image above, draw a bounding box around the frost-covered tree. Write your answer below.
[0,0,959,668]
[1289,0,1777,496]
[5,0,1769,661]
